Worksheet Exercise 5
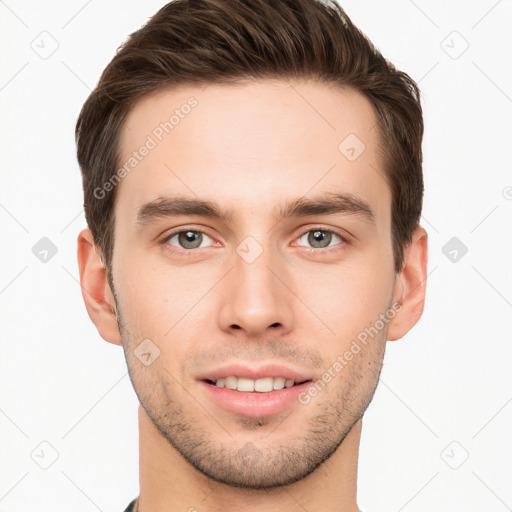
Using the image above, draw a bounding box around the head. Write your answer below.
[77,0,427,489]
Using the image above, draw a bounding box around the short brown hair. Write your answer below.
[76,0,423,278]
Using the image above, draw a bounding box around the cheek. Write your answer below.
[292,259,394,337]
[114,231,395,351]
[115,249,203,331]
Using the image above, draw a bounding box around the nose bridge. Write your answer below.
[218,234,293,336]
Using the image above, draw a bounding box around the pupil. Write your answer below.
[179,231,201,249]
[309,230,330,248]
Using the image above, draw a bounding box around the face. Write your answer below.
[110,80,399,488]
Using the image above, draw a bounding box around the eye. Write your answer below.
[160,227,348,255]
[163,230,215,250]
[296,228,346,251]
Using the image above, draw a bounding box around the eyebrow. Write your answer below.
[136,192,375,226]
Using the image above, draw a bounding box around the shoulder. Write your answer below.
[123,497,138,512]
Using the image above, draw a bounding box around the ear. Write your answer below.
[77,228,122,346]
[387,226,428,341]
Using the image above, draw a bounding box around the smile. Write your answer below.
[206,376,309,392]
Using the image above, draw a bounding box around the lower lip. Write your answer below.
[199,380,312,417]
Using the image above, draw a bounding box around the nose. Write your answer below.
[217,241,294,339]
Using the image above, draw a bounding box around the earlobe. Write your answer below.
[77,228,122,346]
[387,226,429,341]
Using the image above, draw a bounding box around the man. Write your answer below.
[76,0,428,510]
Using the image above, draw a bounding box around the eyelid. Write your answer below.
[296,224,350,241]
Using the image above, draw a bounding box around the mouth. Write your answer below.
[197,364,315,417]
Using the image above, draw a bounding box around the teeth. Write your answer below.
[213,376,297,392]
[225,376,237,390]
[273,377,285,390]
[237,377,254,392]
[254,377,273,392]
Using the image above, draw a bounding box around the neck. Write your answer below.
[137,405,361,512]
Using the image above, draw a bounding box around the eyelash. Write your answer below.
[160,226,349,256]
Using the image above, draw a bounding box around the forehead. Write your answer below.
[115,79,389,225]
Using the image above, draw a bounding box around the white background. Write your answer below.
[0,1,511,511]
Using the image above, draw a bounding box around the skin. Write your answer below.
[77,79,428,512]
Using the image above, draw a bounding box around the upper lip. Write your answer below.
[197,363,313,383]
